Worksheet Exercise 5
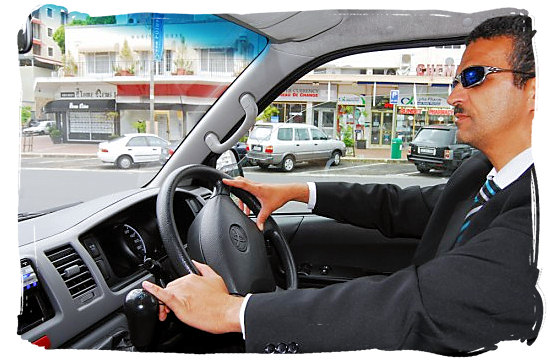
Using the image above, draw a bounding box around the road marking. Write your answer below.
[396,171,421,176]
[20,167,158,174]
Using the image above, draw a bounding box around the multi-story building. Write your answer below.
[19,5,68,116]
[34,13,264,142]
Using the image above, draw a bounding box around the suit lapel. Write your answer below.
[412,153,492,266]
[434,195,476,256]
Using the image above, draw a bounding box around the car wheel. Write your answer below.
[258,163,270,169]
[416,164,430,173]
[281,155,295,172]
[116,155,133,169]
[331,151,342,166]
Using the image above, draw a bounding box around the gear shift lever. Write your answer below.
[124,288,159,351]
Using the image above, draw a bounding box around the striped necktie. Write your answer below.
[455,178,501,244]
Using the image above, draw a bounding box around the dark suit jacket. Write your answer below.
[244,152,542,354]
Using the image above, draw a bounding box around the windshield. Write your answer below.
[18,6,267,214]
[249,126,273,141]
[413,128,453,144]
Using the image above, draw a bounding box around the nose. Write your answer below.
[447,84,464,106]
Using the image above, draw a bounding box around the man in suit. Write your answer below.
[143,15,541,353]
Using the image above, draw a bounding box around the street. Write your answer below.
[18,157,449,214]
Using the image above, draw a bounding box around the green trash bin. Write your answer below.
[391,138,403,159]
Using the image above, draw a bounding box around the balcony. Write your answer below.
[55,58,250,79]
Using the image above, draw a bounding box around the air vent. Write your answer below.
[45,245,96,299]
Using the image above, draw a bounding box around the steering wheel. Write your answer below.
[156,164,298,295]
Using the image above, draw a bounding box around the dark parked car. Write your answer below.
[407,125,477,174]
[233,141,250,166]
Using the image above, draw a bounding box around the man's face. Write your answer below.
[447,36,532,150]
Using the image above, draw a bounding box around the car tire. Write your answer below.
[416,164,430,173]
[116,155,133,169]
[331,150,342,166]
[258,163,270,169]
[281,155,295,172]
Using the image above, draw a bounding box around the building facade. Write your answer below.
[31,12,461,147]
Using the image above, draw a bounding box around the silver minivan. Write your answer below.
[246,122,346,172]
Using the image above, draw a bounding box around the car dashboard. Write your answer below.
[17,184,212,349]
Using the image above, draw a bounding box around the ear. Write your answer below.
[525,77,536,114]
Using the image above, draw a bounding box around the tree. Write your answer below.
[20,106,32,126]
[256,105,279,122]
[53,26,65,54]
[86,16,116,25]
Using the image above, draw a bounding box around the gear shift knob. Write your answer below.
[124,288,158,350]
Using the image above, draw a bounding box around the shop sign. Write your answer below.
[399,108,423,115]
[390,90,399,104]
[69,102,90,110]
[428,109,454,116]
[152,14,164,62]
[416,64,456,77]
[338,94,364,105]
[59,87,116,100]
[276,84,337,102]
[400,96,447,107]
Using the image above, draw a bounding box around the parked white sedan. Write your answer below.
[22,121,54,135]
[97,133,170,169]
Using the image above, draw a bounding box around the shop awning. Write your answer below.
[43,99,116,112]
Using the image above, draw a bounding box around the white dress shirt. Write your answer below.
[238,148,534,338]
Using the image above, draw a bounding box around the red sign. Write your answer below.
[399,108,423,115]
[428,109,454,116]
[117,84,228,98]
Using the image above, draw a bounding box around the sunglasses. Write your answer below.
[452,65,535,89]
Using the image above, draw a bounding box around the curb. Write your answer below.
[20,153,97,159]
[343,157,409,164]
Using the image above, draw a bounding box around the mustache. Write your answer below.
[453,106,465,116]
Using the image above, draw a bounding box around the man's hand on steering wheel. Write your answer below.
[222,177,310,231]
[142,260,243,334]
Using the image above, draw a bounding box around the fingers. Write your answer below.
[222,177,253,192]
[142,281,173,321]
[142,281,170,306]
[237,199,251,215]
[256,209,269,231]
[159,303,170,321]
[192,260,218,278]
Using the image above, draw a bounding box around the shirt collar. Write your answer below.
[487,148,533,190]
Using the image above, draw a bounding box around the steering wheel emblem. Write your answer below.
[229,225,248,252]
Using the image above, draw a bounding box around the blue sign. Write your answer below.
[152,14,164,62]
[390,90,399,104]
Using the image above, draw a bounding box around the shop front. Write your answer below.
[43,99,117,142]
[270,83,338,138]
[371,110,394,146]
[397,90,454,142]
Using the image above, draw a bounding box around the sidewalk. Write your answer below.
[20,135,97,157]
[20,134,408,162]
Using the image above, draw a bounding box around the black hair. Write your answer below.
[466,15,536,88]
